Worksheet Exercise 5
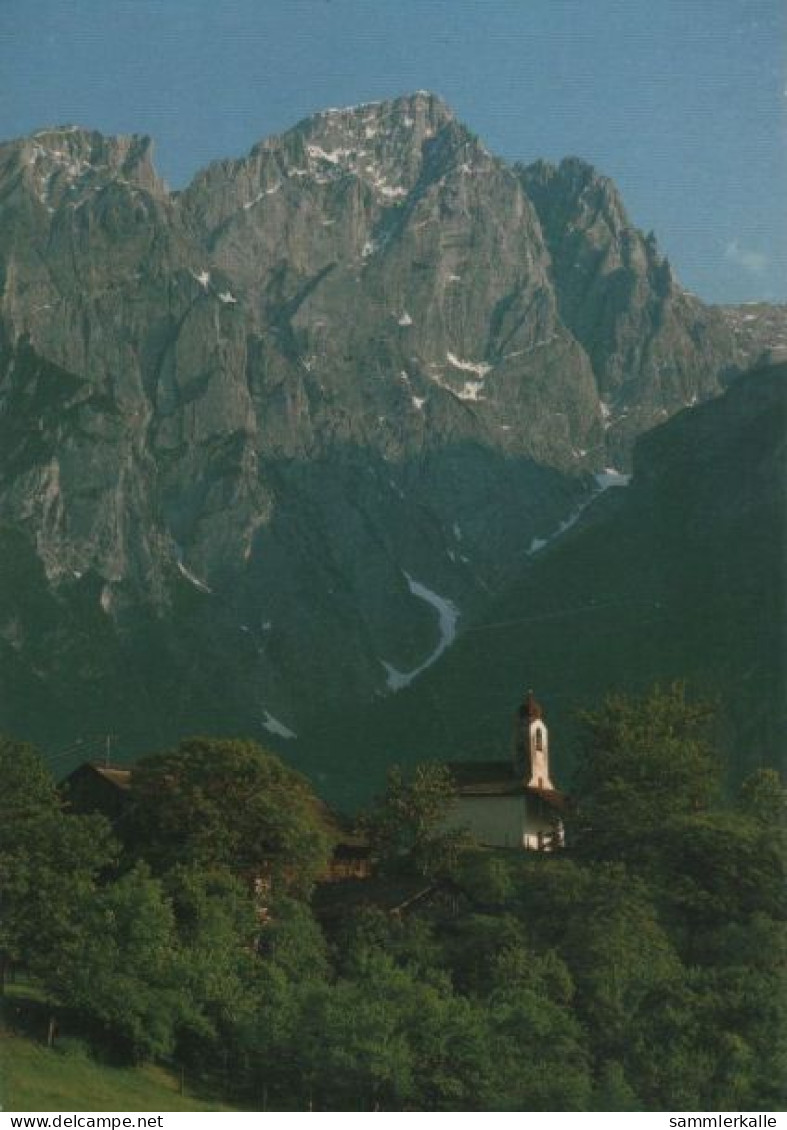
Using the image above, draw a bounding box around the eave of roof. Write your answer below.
[447,761,566,809]
[88,763,132,790]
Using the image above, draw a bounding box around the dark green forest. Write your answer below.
[2,686,785,1112]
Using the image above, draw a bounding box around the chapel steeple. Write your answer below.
[513,689,554,790]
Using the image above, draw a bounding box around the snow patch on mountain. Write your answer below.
[377,183,407,199]
[427,362,488,402]
[595,468,631,489]
[177,560,213,594]
[261,711,297,739]
[381,573,460,691]
[307,144,352,165]
[456,380,485,401]
[528,469,630,556]
[30,141,91,183]
[319,100,381,117]
[446,352,492,377]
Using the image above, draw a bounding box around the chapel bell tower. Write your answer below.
[513,690,554,790]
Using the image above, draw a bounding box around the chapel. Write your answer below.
[445,690,565,850]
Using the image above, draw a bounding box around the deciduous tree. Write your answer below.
[362,762,470,877]
[571,683,720,864]
[0,736,115,994]
[126,738,332,894]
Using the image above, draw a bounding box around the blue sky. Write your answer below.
[1,0,784,303]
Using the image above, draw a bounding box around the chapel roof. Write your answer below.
[446,760,566,809]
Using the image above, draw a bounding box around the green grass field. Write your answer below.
[0,1035,237,1112]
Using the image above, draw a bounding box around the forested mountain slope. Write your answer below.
[301,363,786,806]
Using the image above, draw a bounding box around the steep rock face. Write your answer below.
[178,95,601,469]
[0,94,768,761]
[0,131,276,612]
[519,158,740,465]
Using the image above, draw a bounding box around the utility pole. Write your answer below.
[104,733,117,767]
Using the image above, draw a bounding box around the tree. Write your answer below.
[0,735,60,824]
[0,736,116,993]
[482,982,592,1111]
[592,1061,641,1111]
[440,913,530,996]
[159,864,262,1076]
[453,849,515,906]
[571,683,720,864]
[512,855,695,1104]
[406,984,503,1111]
[291,954,495,1111]
[738,767,787,828]
[333,906,443,981]
[125,738,333,895]
[295,958,417,1110]
[658,811,786,940]
[361,762,470,878]
[46,864,188,1063]
[256,894,329,983]
[556,865,685,1060]
[488,944,575,1008]
[690,915,787,1110]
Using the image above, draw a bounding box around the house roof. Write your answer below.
[65,760,369,850]
[94,764,132,789]
[68,762,133,790]
[447,760,566,810]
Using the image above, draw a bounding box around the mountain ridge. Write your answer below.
[0,92,781,773]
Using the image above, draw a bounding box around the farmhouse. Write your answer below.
[62,760,371,882]
[63,760,133,824]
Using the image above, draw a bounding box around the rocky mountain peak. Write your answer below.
[232,91,464,205]
[0,97,769,757]
[300,90,454,141]
[5,127,166,212]
[517,153,739,462]
[519,156,630,249]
